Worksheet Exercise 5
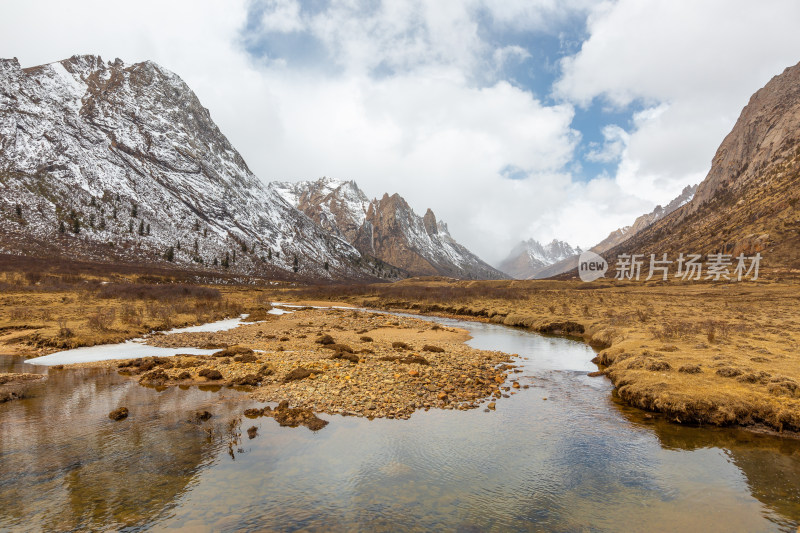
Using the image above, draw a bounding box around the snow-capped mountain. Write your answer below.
[271,177,507,279]
[0,55,372,280]
[533,184,698,279]
[591,184,697,254]
[271,177,369,244]
[497,239,581,279]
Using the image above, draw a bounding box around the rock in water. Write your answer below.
[109,407,129,421]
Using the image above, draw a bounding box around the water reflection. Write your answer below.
[0,358,247,531]
[622,402,800,530]
[1,314,799,532]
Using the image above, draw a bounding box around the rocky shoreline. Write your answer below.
[77,307,515,421]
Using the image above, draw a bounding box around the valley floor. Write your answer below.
[2,269,800,434]
[287,276,800,434]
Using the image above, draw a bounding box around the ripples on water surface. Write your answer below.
[1,315,799,532]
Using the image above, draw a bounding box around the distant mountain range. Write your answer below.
[525,184,697,279]
[497,239,581,279]
[271,177,506,280]
[0,55,502,281]
[6,53,794,283]
[497,185,697,280]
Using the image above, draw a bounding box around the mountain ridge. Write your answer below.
[271,177,507,280]
[0,55,385,281]
[597,60,800,273]
[497,238,581,279]
[534,184,697,279]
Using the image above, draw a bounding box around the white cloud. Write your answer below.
[4,0,800,267]
[557,0,800,203]
[480,0,600,31]
[304,0,484,77]
[259,0,305,33]
[586,124,628,163]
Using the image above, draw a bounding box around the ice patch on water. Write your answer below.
[24,343,218,366]
[25,315,250,366]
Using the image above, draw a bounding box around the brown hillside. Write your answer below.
[602,61,800,274]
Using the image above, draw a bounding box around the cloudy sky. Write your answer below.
[3,1,800,264]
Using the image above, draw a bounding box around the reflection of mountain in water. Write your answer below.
[615,395,800,527]
[0,362,244,531]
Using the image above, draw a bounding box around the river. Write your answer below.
[1,313,798,531]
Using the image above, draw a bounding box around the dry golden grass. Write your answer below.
[0,271,274,356]
[283,276,800,433]
[4,264,800,433]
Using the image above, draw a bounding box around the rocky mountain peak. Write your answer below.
[596,60,800,270]
[273,178,506,279]
[692,62,800,210]
[422,208,438,235]
[0,55,373,280]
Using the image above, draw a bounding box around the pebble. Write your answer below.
[110,307,514,421]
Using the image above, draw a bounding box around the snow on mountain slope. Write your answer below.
[272,177,507,279]
[532,184,698,279]
[271,177,369,244]
[497,239,581,279]
[0,55,371,280]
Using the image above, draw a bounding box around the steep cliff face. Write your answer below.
[0,56,370,279]
[272,178,507,279]
[270,177,369,243]
[530,185,696,279]
[692,63,800,210]
[497,239,580,279]
[591,184,697,254]
[602,61,800,270]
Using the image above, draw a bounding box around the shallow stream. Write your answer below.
[1,313,799,531]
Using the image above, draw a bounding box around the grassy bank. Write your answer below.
[4,266,800,434]
[0,270,273,355]
[282,277,800,434]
